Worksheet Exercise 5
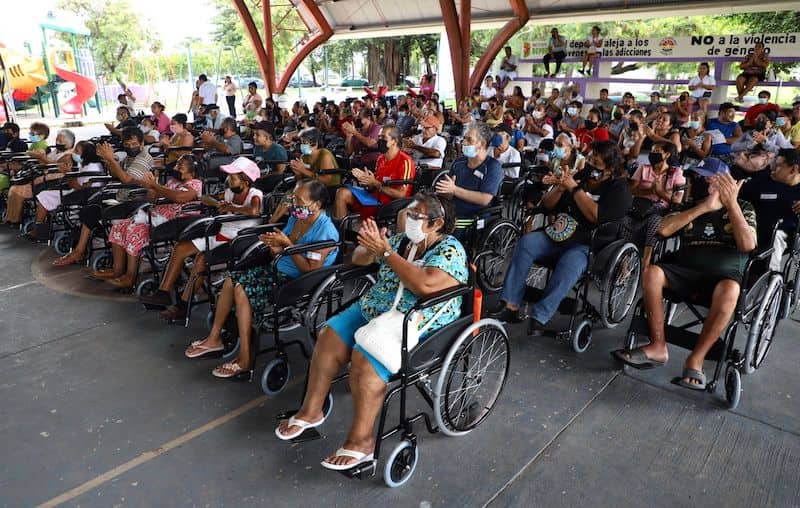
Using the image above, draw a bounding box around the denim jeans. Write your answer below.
[500,231,590,324]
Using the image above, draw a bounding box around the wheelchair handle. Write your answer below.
[270,239,339,275]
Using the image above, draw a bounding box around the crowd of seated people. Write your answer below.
[2,66,799,473]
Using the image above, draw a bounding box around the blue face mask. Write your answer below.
[552,146,567,159]
[462,144,478,158]
[567,107,578,116]
[759,97,768,105]
[689,120,701,129]
[775,117,786,127]
[29,134,41,143]
[300,143,312,155]
[72,153,82,164]
[398,111,406,118]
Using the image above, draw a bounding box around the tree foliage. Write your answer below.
[56,0,153,80]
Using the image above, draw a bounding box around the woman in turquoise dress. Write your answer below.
[185,179,340,379]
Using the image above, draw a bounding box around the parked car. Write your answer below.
[341,77,369,87]
[287,76,316,87]
[237,76,264,89]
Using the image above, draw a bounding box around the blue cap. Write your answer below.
[687,157,729,177]
[490,134,504,148]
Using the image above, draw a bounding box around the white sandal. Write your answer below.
[320,447,374,471]
[274,415,326,441]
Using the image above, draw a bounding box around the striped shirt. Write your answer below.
[124,151,154,181]
[375,150,415,205]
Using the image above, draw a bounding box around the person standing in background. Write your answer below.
[223,76,237,118]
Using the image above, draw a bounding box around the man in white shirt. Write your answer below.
[491,124,522,177]
[197,74,218,106]
[403,116,447,169]
[497,46,519,91]
[480,76,497,112]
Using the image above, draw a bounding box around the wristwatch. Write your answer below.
[382,249,392,259]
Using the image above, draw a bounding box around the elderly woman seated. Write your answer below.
[32,141,106,229]
[95,154,203,288]
[185,179,340,378]
[274,193,468,471]
[4,128,75,226]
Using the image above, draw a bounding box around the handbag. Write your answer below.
[355,244,455,374]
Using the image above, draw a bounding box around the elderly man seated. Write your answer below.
[613,158,757,391]
[334,125,415,220]
[402,116,446,170]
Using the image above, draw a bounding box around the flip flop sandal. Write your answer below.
[211,361,250,379]
[274,415,326,441]
[320,448,375,471]
[672,367,707,391]
[611,348,666,370]
[185,340,224,359]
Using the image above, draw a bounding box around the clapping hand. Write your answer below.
[715,172,741,209]
[97,142,115,161]
[357,217,390,257]
[352,167,378,187]
[260,229,291,253]
[435,174,457,195]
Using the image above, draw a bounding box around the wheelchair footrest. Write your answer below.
[340,460,376,480]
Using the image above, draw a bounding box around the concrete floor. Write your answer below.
[1,227,799,508]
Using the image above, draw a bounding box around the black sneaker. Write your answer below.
[527,318,546,336]
[489,302,521,324]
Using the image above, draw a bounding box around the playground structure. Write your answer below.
[0,12,99,122]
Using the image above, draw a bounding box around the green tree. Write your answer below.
[56,0,153,82]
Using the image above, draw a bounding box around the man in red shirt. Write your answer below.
[744,90,781,128]
[574,108,609,153]
[334,125,416,219]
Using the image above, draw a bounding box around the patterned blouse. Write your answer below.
[359,234,468,334]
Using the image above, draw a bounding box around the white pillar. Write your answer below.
[436,31,455,101]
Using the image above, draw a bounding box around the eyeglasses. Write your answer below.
[406,210,430,221]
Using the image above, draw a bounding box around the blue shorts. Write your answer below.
[325,302,393,383]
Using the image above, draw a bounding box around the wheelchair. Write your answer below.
[277,275,510,488]
[521,220,642,353]
[47,170,111,256]
[215,227,376,395]
[621,223,790,409]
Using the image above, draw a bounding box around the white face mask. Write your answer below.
[404,216,427,244]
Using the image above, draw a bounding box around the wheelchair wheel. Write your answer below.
[262,310,302,333]
[475,220,519,294]
[599,242,641,329]
[724,365,742,410]
[780,258,800,319]
[306,272,376,345]
[21,219,35,236]
[261,356,291,395]
[91,252,113,272]
[383,439,418,488]
[135,277,159,298]
[433,320,510,437]
[744,275,782,375]
[52,231,72,256]
[571,318,593,353]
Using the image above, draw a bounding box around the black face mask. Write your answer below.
[55,143,66,151]
[354,119,364,129]
[755,120,767,132]
[125,147,141,158]
[613,113,623,120]
[648,152,664,166]
[229,186,244,194]
[585,163,603,181]
[377,139,389,153]
[584,120,597,130]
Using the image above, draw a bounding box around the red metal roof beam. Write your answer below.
[468,0,529,92]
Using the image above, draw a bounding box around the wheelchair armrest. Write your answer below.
[501,162,522,169]
[212,213,263,225]
[270,240,340,274]
[384,179,415,186]
[410,284,472,313]
[238,223,282,236]
[63,171,105,179]
[86,176,113,185]
[317,169,349,176]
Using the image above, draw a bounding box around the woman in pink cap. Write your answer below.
[140,157,263,319]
